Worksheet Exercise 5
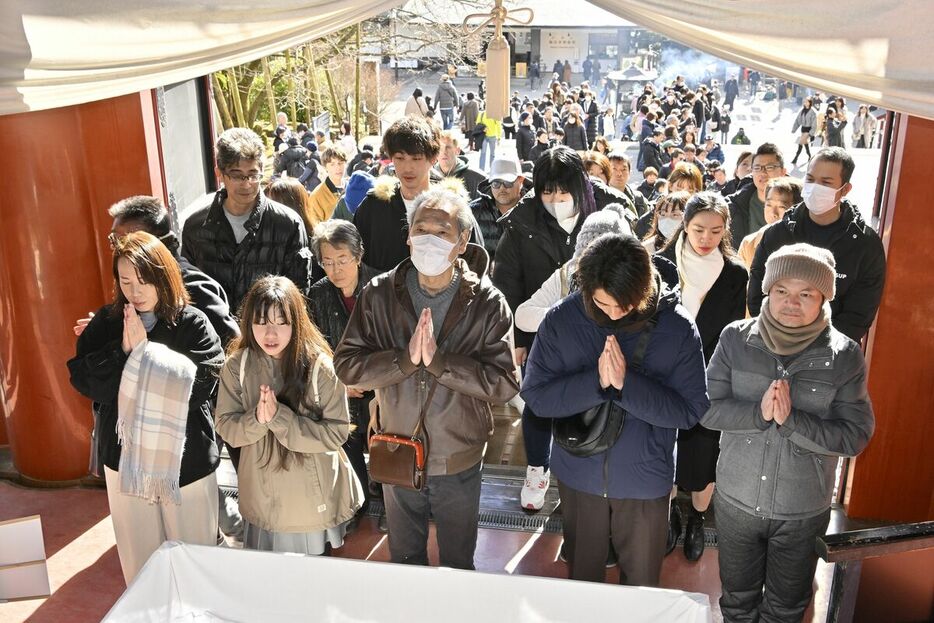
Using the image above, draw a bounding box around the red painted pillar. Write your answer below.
[0,92,164,481]
[845,114,934,522]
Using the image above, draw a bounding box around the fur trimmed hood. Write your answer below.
[369,174,468,202]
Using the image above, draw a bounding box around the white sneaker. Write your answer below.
[520,465,550,511]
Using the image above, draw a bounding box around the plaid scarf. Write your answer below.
[117,340,196,505]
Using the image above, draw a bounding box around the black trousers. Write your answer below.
[715,493,831,623]
[343,406,371,510]
[558,481,668,586]
[382,461,482,570]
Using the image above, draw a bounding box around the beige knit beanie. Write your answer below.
[762,243,836,301]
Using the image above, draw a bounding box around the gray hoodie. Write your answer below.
[702,318,874,520]
[435,80,460,110]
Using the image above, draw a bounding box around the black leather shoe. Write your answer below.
[684,513,706,561]
[377,512,389,533]
[666,502,683,555]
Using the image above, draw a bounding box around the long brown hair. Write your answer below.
[265,177,314,235]
[111,231,189,324]
[230,276,335,470]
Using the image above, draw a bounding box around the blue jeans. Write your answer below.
[439,108,454,130]
[479,136,497,172]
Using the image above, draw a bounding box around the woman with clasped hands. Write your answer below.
[68,232,224,585]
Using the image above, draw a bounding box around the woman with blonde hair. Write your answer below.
[215,276,363,554]
[582,150,612,185]
[667,161,705,194]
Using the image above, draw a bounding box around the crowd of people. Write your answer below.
[66,64,884,618]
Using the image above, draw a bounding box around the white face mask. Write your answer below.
[802,182,843,215]
[409,234,457,277]
[543,200,577,222]
[657,216,681,239]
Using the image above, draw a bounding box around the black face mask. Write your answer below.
[583,275,661,333]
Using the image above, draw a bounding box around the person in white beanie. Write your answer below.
[703,242,875,622]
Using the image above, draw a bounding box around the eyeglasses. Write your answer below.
[752,164,783,173]
[320,257,356,270]
[223,171,263,183]
[491,179,516,189]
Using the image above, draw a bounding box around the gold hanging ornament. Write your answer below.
[462,0,534,120]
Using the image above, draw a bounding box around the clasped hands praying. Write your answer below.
[761,379,791,425]
[598,335,626,391]
[409,308,438,367]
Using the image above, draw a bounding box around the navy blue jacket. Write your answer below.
[521,284,709,500]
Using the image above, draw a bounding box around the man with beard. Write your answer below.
[469,158,529,263]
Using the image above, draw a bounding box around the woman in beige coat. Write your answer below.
[216,276,363,554]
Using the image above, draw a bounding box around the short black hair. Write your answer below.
[811,147,856,183]
[753,142,784,167]
[296,123,309,133]
[108,195,179,255]
[576,234,655,323]
[382,116,441,159]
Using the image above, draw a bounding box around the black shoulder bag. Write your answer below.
[553,318,657,457]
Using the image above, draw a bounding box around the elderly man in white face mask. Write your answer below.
[747,147,886,343]
[334,187,518,571]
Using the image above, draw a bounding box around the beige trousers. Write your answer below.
[104,466,218,585]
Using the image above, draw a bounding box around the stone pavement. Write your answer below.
[376,67,883,225]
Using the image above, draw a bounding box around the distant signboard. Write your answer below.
[314,111,330,133]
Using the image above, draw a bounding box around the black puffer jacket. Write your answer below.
[181,189,312,313]
[748,201,886,342]
[516,125,536,162]
[469,177,534,262]
[563,120,588,151]
[275,145,309,178]
[178,256,240,347]
[353,174,486,272]
[307,265,378,425]
[492,191,592,349]
[68,305,225,486]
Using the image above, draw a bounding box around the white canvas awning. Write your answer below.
[592,0,934,120]
[1,0,933,119]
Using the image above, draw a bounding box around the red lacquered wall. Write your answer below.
[0,92,163,480]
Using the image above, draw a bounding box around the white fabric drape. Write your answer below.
[2,1,933,118]
[592,0,934,120]
[0,1,401,115]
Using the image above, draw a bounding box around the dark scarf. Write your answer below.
[587,272,662,333]
[756,296,830,355]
